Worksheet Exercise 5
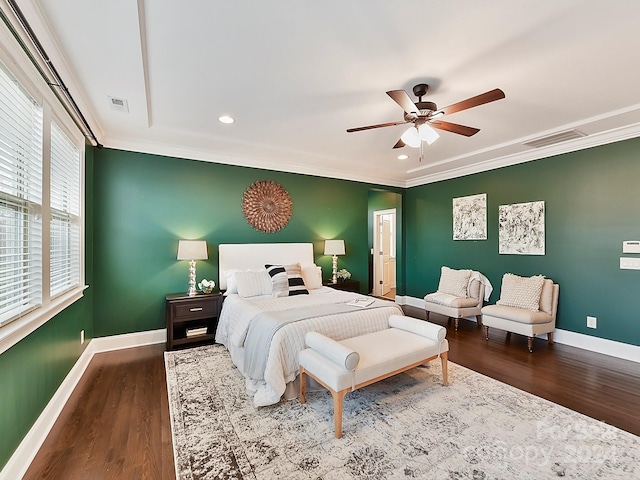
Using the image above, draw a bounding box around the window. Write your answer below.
[0,60,43,325]
[0,52,84,345]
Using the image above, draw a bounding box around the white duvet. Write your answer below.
[215,287,404,406]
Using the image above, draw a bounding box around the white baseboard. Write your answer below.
[0,329,166,480]
[397,295,640,364]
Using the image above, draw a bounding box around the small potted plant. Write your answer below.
[336,269,351,282]
[198,279,215,294]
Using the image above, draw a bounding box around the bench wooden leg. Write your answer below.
[484,325,489,340]
[440,351,449,386]
[299,367,307,404]
[331,389,348,439]
[527,337,534,353]
[454,318,459,331]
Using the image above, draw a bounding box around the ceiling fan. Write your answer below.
[347,83,505,150]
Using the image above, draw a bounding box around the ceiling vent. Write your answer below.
[523,129,586,149]
[107,96,129,113]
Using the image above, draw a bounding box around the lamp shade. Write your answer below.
[177,240,208,260]
[418,124,440,145]
[324,239,345,256]
[400,126,421,148]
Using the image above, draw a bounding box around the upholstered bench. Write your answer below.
[299,314,449,438]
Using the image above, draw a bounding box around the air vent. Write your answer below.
[523,129,586,149]
[107,96,129,113]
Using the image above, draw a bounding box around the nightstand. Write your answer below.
[324,280,360,293]
[166,292,222,350]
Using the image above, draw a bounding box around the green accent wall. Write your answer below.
[0,148,94,470]
[92,148,395,337]
[405,137,640,347]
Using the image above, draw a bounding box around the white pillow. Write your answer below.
[301,264,323,290]
[497,273,545,311]
[437,266,472,297]
[223,269,240,295]
[235,269,272,298]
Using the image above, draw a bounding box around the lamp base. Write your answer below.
[331,255,338,284]
[187,260,197,296]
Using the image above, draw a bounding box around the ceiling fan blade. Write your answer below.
[393,138,405,149]
[435,88,505,116]
[429,120,480,137]
[346,120,408,133]
[386,90,419,114]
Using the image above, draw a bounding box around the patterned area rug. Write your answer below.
[165,344,639,479]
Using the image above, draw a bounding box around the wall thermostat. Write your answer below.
[622,241,640,254]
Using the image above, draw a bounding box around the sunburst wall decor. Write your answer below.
[241,180,293,233]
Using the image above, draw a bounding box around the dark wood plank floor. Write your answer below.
[24,308,640,478]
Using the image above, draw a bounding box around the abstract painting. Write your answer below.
[498,201,545,255]
[453,193,487,240]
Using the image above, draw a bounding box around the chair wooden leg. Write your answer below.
[440,351,449,386]
[331,389,348,439]
[527,337,534,353]
[548,332,555,344]
[454,318,459,331]
[299,368,307,404]
[484,325,489,340]
[476,315,483,327]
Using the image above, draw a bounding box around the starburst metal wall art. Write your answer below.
[241,180,293,233]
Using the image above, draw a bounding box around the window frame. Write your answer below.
[0,22,86,355]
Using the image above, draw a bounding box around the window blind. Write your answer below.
[50,121,80,297]
[0,61,43,325]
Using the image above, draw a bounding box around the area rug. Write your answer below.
[165,344,639,479]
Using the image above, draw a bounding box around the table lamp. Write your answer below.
[324,239,345,284]
[177,240,208,296]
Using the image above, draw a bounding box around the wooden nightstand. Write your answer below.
[324,280,360,293]
[165,292,222,350]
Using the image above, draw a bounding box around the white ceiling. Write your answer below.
[18,0,640,187]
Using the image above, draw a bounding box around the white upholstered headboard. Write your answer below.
[218,243,314,290]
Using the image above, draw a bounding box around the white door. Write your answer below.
[381,218,391,296]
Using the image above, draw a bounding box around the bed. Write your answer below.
[215,243,404,407]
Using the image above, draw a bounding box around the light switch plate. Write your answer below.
[620,257,640,270]
[623,241,640,254]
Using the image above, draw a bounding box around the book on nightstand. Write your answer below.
[185,326,208,338]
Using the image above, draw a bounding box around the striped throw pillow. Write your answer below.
[283,263,309,296]
[265,265,289,298]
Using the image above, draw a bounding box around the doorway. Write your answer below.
[372,208,396,299]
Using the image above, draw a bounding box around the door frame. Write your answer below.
[372,208,396,297]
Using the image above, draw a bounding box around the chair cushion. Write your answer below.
[438,266,472,297]
[496,273,545,311]
[424,292,478,308]
[482,304,552,325]
[539,279,554,315]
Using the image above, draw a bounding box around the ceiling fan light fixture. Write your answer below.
[400,126,421,148]
[218,115,235,124]
[397,154,408,160]
[418,124,439,145]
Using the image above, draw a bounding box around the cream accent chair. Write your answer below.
[424,267,485,331]
[482,276,559,352]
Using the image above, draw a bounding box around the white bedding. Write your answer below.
[215,287,404,406]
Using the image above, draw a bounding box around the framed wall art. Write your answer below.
[498,201,545,255]
[453,193,487,240]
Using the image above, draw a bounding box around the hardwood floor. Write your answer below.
[24,309,640,478]
[23,344,174,480]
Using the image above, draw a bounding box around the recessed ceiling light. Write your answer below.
[397,154,408,160]
[218,115,235,124]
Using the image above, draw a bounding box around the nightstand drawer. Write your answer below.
[172,298,217,320]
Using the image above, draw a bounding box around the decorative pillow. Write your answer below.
[497,273,545,311]
[223,269,240,295]
[235,269,272,298]
[437,266,472,298]
[265,265,289,297]
[283,263,309,296]
[301,264,323,290]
